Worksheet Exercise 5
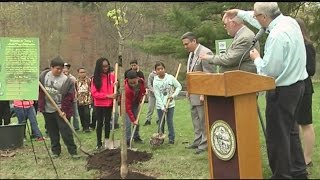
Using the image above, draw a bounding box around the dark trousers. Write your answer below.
[265,80,307,179]
[43,112,77,155]
[90,106,96,129]
[0,101,11,125]
[95,106,112,146]
[78,104,90,131]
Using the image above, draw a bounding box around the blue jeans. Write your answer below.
[157,107,175,142]
[126,103,140,141]
[72,101,80,130]
[14,106,42,138]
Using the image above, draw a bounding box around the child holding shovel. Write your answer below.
[91,57,117,150]
[125,70,146,146]
[153,62,182,144]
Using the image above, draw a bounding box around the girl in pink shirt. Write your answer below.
[91,57,117,149]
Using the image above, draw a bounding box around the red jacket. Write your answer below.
[125,78,146,122]
[91,73,115,107]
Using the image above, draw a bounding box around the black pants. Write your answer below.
[90,106,96,129]
[95,106,112,146]
[43,112,77,155]
[78,104,90,131]
[266,80,307,179]
[0,101,11,125]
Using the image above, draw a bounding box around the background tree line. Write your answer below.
[0,2,319,87]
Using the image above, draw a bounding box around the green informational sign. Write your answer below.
[0,37,39,100]
[215,38,233,55]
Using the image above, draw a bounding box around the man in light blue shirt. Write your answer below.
[225,2,308,179]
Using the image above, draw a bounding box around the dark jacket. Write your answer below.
[125,78,146,122]
[38,69,75,119]
[304,41,316,94]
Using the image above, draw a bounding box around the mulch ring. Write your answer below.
[86,148,156,179]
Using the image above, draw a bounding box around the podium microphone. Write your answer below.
[252,27,266,45]
[237,27,266,70]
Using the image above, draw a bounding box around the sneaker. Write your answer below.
[169,140,174,144]
[51,153,60,159]
[84,129,91,133]
[143,121,151,126]
[36,137,45,142]
[96,145,102,150]
[71,154,81,159]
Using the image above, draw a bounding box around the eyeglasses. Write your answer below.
[102,65,109,68]
[253,13,263,19]
[223,21,233,27]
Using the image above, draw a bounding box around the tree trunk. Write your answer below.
[119,37,128,179]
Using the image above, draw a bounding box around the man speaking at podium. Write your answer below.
[225,2,308,179]
[199,13,259,73]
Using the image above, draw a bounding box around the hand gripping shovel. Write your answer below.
[39,81,93,156]
[107,63,121,149]
[129,95,146,151]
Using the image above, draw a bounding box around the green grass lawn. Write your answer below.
[0,83,319,179]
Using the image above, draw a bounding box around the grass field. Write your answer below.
[0,83,319,179]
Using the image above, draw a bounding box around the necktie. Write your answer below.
[189,53,194,72]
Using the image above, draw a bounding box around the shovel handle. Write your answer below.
[129,95,146,148]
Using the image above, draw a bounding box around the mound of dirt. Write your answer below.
[87,149,155,179]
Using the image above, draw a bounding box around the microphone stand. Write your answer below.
[236,31,267,139]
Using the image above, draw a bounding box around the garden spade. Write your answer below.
[39,81,93,156]
[150,99,170,146]
[129,95,146,151]
[107,63,121,150]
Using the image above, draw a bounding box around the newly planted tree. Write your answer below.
[106,2,143,178]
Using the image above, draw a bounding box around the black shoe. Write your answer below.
[114,123,120,129]
[30,134,36,139]
[169,140,174,144]
[306,161,313,167]
[84,129,90,133]
[134,137,144,143]
[185,144,198,149]
[194,148,205,154]
[143,121,151,126]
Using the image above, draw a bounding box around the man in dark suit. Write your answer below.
[181,32,215,154]
[200,14,259,73]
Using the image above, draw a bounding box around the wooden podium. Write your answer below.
[187,70,275,179]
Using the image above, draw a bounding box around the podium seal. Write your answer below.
[210,120,236,161]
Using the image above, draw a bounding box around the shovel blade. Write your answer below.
[107,140,120,149]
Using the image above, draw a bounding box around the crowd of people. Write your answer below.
[0,2,316,178]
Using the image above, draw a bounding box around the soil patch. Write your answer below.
[87,149,155,179]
